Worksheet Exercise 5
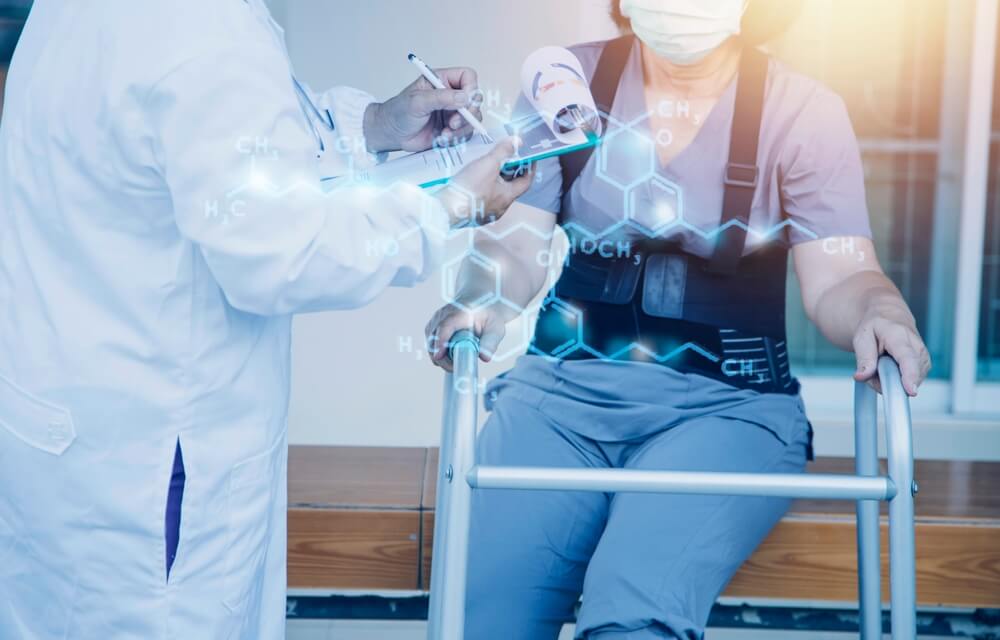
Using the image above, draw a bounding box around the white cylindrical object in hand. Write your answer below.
[520,46,600,143]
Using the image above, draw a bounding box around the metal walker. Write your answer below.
[428,330,916,639]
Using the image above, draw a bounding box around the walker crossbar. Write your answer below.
[468,466,896,501]
[427,330,917,640]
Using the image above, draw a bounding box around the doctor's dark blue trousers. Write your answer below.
[463,357,811,640]
[165,439,185,578]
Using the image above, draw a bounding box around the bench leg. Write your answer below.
[854,381,882,640]
[879,357,917,640]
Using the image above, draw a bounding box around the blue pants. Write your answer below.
[464,357,810,639]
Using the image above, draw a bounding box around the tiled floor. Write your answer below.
[286,620,952,639]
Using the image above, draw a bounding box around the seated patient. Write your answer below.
[426,0,931,638]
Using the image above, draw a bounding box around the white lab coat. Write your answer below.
[0,0,447,638]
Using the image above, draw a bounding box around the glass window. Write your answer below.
[768,0,962,378]
[979,2,1000,382]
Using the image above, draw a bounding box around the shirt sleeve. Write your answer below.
[510,92,564,214]
[778,88,872,244]
[143,44,449,316]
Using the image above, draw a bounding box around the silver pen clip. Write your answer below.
[292,77,335,132]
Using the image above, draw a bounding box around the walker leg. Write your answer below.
[879,357,917,640]
[854,381,883,640]
[427,333,480,640]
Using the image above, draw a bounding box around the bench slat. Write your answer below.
[288,508,421,590]
[289,446,1000,606]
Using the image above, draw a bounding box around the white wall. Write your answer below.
[276,0,615,447]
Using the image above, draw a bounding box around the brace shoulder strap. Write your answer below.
[710,45,770,273]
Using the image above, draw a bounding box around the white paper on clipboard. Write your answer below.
[322,112,594,189]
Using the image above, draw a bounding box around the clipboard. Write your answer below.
[323,111,600,189]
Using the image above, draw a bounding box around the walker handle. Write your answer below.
[448,329,481,361]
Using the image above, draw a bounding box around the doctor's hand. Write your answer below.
[363,67,483,153]
[434,137,533,228]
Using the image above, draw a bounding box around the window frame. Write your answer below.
[951,0,999,414]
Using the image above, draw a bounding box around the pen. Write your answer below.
[408,52,494,143]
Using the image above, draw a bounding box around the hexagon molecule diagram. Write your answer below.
[626,175,683,238]
[596,119,657,192]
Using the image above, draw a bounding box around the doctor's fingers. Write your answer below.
[436,111,478,143]
[436,115,486,149]
[488,165,534,216]
[444,107,484,133]
[504,165,535,197]
[408,89,475,118]
[429,66,480,93]
[474,136,521,179]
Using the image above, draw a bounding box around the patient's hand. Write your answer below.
[425,303,507,372]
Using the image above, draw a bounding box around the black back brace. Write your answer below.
[532,35,797,395]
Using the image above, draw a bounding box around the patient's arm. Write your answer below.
[793,236,931,395]
[425,202,556,370]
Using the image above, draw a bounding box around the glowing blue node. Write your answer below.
[625,175,683,238]
[531,296,583,358]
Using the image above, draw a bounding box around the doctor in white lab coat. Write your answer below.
[0,0,530,638]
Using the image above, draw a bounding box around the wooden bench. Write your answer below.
[287,445,1000,609]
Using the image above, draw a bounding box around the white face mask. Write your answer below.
[620,0,748,65]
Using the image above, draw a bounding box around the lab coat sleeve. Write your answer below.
[145,45,450,316]
[288,78,388,177]
[304,83,391,176]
